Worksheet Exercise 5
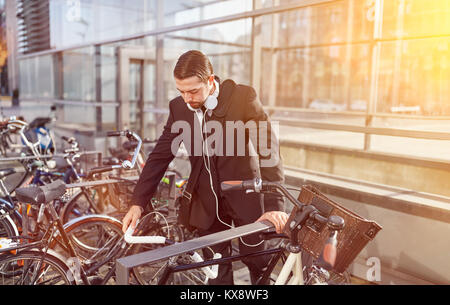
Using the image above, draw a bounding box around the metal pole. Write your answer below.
[366,0,384,151]
[95,45,102,133]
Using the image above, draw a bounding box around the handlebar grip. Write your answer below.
[86,166,115,178]
[124,220,167,245]
[107,131,122,137]
[221,179,260,193]
[316,231,338,271]
[221,181,244,192]
[62,136,76,144]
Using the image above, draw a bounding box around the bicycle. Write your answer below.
[0,118,85,196]
[0,178,212,285]
[116,178,382,285]
[60,131,188,224]
[0,169,20,239]
[0,135,88,241]
[59,130,144,223]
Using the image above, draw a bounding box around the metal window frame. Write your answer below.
[18,0,339,60]
[14,0,450,146]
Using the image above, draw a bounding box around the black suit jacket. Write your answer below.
[132,78,284,230]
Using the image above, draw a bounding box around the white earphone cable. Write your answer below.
[202,109,263,248]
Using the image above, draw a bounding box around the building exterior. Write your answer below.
[2,0,450,285]
[16,0,51,54]
[1,0,447,144]
[11,1,450,134]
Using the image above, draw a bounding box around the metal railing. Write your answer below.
[265,106,450,151]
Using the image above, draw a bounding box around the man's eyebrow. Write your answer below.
[177,88,200,93]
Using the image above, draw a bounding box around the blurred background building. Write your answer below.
[5,0,450,133]
[1,0,449,284]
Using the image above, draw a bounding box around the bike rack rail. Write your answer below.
[66,176,139,189]
[115,220,273,285]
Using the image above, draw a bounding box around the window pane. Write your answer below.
[50,0,157,49]
[382,0,450,39]
[163,18,252,102]
[63,47,95,101]
[164,0,252,27]
[378,38,450,115]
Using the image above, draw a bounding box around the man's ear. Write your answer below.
[209,75,215,86]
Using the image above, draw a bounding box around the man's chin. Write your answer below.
[188,103,202,109]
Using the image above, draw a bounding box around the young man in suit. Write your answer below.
[122,50,288,284]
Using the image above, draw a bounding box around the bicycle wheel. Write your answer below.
[0,250,74,285]
[59,215,123,284]
[133,251,214,285]
[61,187,105,223]
[61,185,124,223]
[327,270,352,285]
[0,209,18,239]
[127,212,200,285]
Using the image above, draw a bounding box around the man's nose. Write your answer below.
[184,93,193,102]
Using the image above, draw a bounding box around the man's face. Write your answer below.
[175,75,214,109]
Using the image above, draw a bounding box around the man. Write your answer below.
[122,50,288,284]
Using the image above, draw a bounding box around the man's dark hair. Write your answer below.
[173,50,213,83]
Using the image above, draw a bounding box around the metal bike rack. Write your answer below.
[66,176,139,189]
[115,220,273,285]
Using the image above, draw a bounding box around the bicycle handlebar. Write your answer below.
[106,131,122,137]
[221,179,301,209]
[221,178,345,270]
[62,136,76,145]
[316,231,338,271]
[105,130,142,169]
[87,165,121,178]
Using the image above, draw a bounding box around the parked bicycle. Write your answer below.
[60,130,188,224]
[0,178,200,285]
[115,178,382,285]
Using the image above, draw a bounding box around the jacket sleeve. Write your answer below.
[244,86,285,212]
[132,102,180,209]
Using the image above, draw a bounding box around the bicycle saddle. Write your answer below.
[16,180,66,206]
[29,117,52,129]
[0,168,16,180]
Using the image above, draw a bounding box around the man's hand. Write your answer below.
[257,211,289,234]
[122,205,143,233]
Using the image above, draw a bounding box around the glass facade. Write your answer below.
[49,0,156,48]
[16,0,450,134]
[19,55,55,99]
[164,0,253,27]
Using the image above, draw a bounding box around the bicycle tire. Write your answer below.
[0,250,74,285]
[327,270,352,285]
[61,183,127,224]
[61,187,109,223]
[126,212,199,285]
[58,215,124,284]
[0,208,18,239]
[134,251,213,285]
[60,215,123,259]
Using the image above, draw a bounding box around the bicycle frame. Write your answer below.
[156,247,284,285]
[274,252,305,285]
[0,200,126,285]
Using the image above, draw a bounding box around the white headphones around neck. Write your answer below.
[204,78,219,110]
[204,95,218,111]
